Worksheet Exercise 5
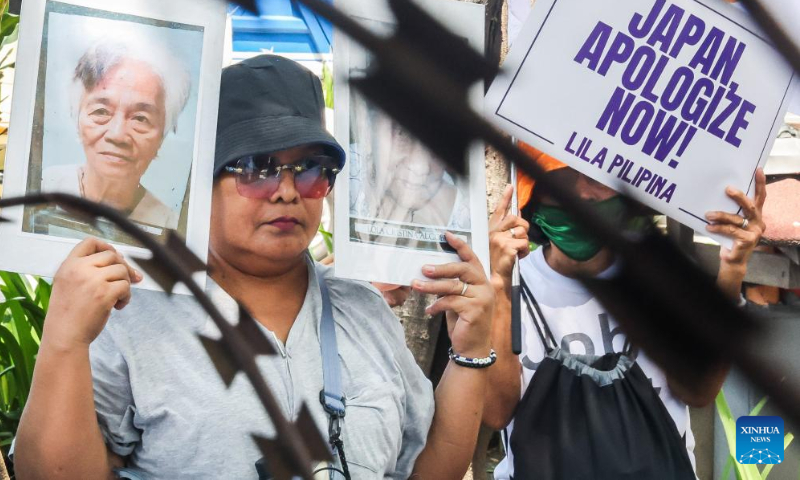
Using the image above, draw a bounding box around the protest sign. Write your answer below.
[333,0,489,286]
[0,0,226,291]
[486,0,796,246]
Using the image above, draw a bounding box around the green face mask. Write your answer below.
[533,196,627,262]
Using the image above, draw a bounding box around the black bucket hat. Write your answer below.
[213,55,346,177]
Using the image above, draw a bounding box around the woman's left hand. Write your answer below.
[411,232,495,358]
[704,168,767,272]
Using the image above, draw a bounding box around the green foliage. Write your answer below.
[0,0,18,39]
[0,0,18,137]
[0,0,18,69]
[318,224,334,255]
[0,272,48,455]
[716,390,794,479]
[321,62,334,110]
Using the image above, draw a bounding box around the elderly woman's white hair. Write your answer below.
[70,37,191,138]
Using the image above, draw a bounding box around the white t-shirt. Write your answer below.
[494,248,696,479]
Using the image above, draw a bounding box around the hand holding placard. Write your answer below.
[44,238,142,350]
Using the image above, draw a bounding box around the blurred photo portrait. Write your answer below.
[24,1,204,244]
[350,94,471,229]
[332,0,488,285]
[348,72,472,252]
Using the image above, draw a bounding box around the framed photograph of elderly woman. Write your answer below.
[333,0,490,286]
[0,0,226,290]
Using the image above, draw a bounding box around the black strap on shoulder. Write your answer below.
[520,277,557,352]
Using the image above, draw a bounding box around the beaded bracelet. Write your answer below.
[448,347,497,369]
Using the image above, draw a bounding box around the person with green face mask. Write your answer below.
[531,196,630,262]
[480,145,768,480]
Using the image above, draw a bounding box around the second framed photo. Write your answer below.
[333,0,490,285]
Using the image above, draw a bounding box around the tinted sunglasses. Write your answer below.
[225,154,340,199]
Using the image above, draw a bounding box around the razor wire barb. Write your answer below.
[0,193,328,480]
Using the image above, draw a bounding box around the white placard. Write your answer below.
[486,0,796,246]
[0,0,226,292]
[333,0,490,286]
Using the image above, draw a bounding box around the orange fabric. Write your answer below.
[516,141,568,210]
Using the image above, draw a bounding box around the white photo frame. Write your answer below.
[333,0,490,286]
[0,0,227,292]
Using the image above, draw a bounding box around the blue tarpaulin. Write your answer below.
[229,0,333,55]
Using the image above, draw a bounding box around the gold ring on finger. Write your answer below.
[460,281,469,296]
[741,217,749,229]
[509,227,517,238]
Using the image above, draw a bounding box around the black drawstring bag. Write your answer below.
[509,279,696,480]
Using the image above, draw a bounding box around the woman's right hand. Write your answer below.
[43,238,142,350]
[489,185,530,292]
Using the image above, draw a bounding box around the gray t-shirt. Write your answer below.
[89,257,434,479]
